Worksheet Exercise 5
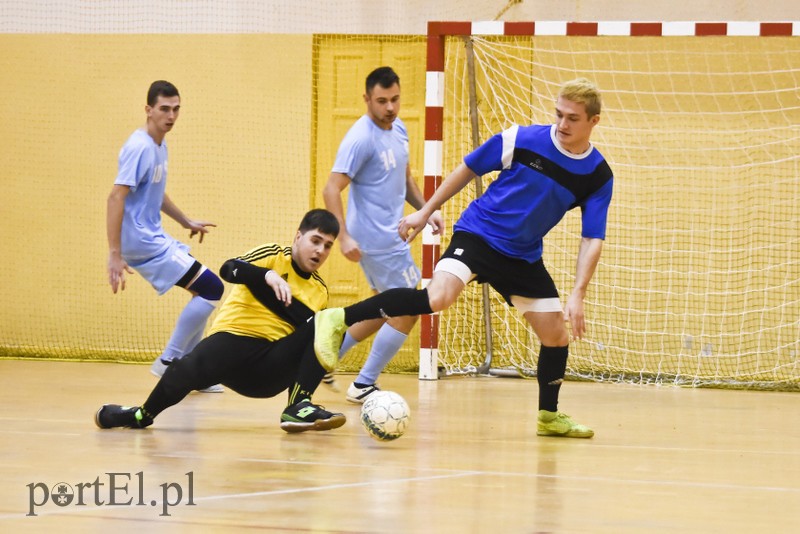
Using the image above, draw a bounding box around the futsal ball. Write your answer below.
[360,391,410,441]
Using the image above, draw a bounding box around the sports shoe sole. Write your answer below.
[280,414,346,433]
[196,384,225,393]
[537,428,594,439]
[94,406,111,429]
[313,309,345,372]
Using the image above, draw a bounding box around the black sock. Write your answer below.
[537,345,568,412]
[287,384,313,406]
[287,342,326,405]
[143,365,195,418]
[344,288,433,325]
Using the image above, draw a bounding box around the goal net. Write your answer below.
[431,24,800,389]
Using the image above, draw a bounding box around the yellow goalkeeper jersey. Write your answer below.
[209,243,328,340]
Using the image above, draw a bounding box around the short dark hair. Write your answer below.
[365,67,400,94]
[298,209,339,237]
[147,80,180,107]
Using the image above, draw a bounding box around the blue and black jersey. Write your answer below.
[455,124,613,263]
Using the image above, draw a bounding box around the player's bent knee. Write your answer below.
[551,332,570,347]
[425,272,465,312]
[525,311,569,345]
[536,332,569,347]
[187,267,224,302]
[425,289,451,313]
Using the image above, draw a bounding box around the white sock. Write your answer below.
[356,324,407,385]
[160,297,216,362]
[338,331,358,360]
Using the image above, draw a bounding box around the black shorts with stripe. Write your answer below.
[439,231,559,305]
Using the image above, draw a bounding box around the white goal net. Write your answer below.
[436,32,800,390]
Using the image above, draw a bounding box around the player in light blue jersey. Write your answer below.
[315,78,612,438]
[107,80,225,393]
[322,66,443,402]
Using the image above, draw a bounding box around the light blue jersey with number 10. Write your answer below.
[114,128,175,263]
[332,115,409,254]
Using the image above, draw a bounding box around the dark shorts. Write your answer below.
[438,231,559,305]
[167,324,316,399]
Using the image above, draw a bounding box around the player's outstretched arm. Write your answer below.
[161,193,216,243]
[404,164,444,236]
[399,163,477,243]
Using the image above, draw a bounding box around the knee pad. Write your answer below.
[187,267,224,302]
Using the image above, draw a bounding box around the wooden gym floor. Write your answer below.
[0,359,798,533]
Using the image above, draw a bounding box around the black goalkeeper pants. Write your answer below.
[142,323,323,418]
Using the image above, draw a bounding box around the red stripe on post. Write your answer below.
[630,22,662,36]
[427,22,472,73]
[761,22,793,36]
[425,106,443,141]
[428,21,473,36]
[420,313,440,349]
[567,22,599,36]
[421,244,439,279]
[696,23,728,36]
[421,167,441,349]
[426,35,444,71]
[504,22,535,36]
[423,175,441,199]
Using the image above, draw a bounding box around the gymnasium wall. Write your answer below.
[1,0,798,364]
[0,34,314,360]
[0,31,429,366]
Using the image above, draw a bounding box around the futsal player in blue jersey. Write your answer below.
[322,66,443,402]
[106,80,224,393]
[315,78,612,438]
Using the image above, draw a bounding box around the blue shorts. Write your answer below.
[359,248,421,292]
[127,240,195,295]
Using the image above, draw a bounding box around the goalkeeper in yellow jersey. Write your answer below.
[95,209,346,433]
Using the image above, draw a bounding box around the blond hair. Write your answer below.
[559,78,602,118]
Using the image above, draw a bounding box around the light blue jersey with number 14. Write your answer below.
[332,115,409,254]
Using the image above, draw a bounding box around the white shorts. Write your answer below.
[359,248,421,292]
[127,240,194,295]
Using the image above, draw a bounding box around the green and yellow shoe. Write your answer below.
[313,308,347,372]
[537,410,594,439]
